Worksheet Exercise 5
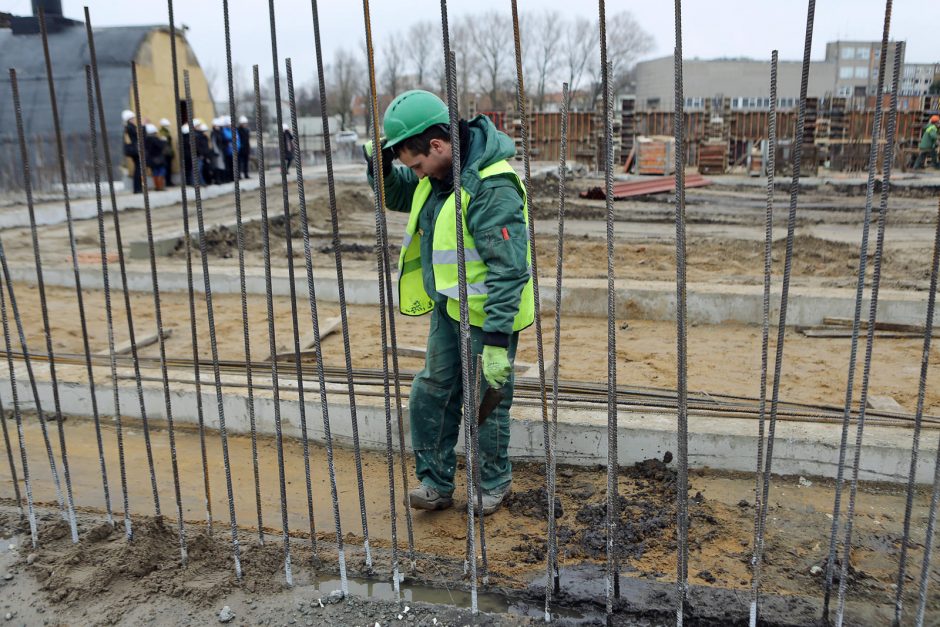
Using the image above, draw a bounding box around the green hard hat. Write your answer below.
[383,90,450,149]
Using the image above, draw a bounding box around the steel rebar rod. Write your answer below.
[822,2,893,620]
[834,45,901,627]
[38,9,112,527]
[265,1,318,558]
[7,68,69,531]
[83,8,161,520]
[308,0,372,569]
[167,0,213,534]
[84,64,131,539]
[0,245,36,545]
[253,64,293,587]
[748,48,777,619]
[131,63,187,563]
[444,44,479,614]
[471,354,488,586]
[751,2,816,624]
[897,139,940,627]
[509,0,555,603]
[545,81,571,623]
[672,2,691,622]
[286,58,348,595]
[184,71,242,580]
[0,396,20,515]
[362,0,402,600]
[914,201,940,627]
[598,2,620,620]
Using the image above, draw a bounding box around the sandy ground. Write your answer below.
[3,282,938,414]
[0,413,937,625]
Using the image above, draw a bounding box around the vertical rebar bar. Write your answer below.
[0,243,36,546]
[834,45,901,627]
[184,71,242,580]
[38,8,112,527]
[470,354,488,586]
[84,64,131,540]
[130,62,187,563]
[253,64,293,587]
[822,2,893,620]
[0,397,20,516]
[748,48,777,623]
[308,0,372,569]
[286,58,349,595]
[510,0,555,599]
[83,7,162,520]
[915,199,940,626]
[167,0,214,534]
[751,2,816,624]
[672,2,690,622]
[362,0,402,600]
[8,67,70,534]
[545,80,571,624]
[264,1,318,557]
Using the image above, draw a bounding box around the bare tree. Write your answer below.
[523,10,564,111]
[468,10,512,110]
[327,47,361,130]
[380,32,407,103]
[407,20,439,90]
[563,17,598,109]
[449,18,477,114]
[588,11,654,105]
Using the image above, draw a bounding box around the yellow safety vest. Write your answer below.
[397,159,535,332]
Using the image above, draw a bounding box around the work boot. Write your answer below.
[406,484,453,511]
[476,486,511,516]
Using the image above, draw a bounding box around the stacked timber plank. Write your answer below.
[698,139,728,175]
[621,97,636,169]
[579,172,711,200]
[635,135,675,175]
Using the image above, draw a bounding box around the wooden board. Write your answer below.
[102,329,172,356]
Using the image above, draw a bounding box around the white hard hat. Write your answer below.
[238,115,248,124]
[282,123,291,131]
[198,122,209,132]
[181,123,190,134]
[221,115,232,126]
[145,123,158,135]
[121,109,135,123]
[191,118,202,127]
[160,118,171,127]
[212,117,222,126]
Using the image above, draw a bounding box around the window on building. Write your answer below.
[837,86,852,97]
[841,47,855,59]
[856,47,870,60]
[839,67,854,79]
[646,97,660,110]
[855,66,868,79]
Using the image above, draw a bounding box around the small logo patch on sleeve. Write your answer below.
[501,227,509,240]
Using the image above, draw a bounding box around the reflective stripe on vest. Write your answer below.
[396,159,535,332]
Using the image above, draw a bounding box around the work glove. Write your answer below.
[362,138,393,178]
[482,344,512,390]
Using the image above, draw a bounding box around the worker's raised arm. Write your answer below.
[364,144,418,212]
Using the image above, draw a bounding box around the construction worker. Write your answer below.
[913,114,940,170]
[158,118,175,187]
[364,89,533,515]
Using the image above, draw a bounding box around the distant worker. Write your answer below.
[282,123,295,171]
[363,90,533,515]
[237,115,251,179]
[144,123,167,191]
[195,120,214,186]
[180,123,194,186]
[121,109,142,194]
[913,114,940,170]
[158,118,175,187]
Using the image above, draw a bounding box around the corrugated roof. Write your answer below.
[0,24,159,177]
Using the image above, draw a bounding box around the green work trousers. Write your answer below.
[408,306,517,497]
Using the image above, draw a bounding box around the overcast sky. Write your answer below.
[4,0,934,92]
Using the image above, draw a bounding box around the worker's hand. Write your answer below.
[482,345,512,389]
[362,138,393,178]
